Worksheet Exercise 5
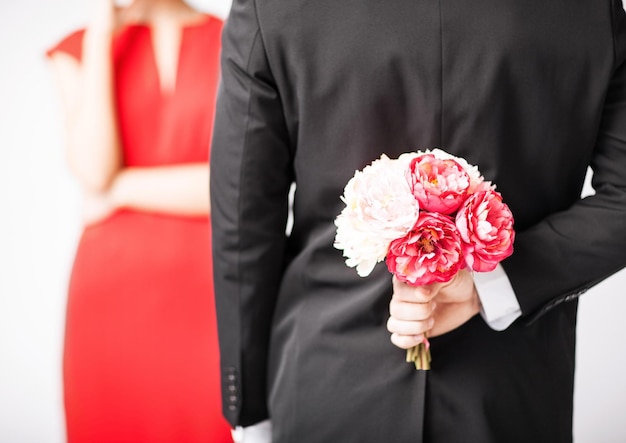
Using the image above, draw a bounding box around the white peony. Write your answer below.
[334,154,420,277]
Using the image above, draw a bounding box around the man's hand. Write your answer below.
[387,270,480,350]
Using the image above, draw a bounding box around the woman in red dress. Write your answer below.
[46,1,233,441]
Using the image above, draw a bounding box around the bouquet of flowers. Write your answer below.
[333,148,515,370]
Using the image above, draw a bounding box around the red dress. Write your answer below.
[47,16,233,443]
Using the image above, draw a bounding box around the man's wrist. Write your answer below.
[232,420,272,443]
[473,264,521,331]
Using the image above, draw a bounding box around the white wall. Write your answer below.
[0,1,624,442]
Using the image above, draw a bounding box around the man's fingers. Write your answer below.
[432,270,476,304]
[389,299,436,321]
[428,301,480,338]
[389,332,428,350]
[391,276,440,303]
[386,315,433,335]
[388,278,438,351]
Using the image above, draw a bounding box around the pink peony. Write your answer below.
[456,190,515,272]
[427,148,494,194]
[407,153,471,215]
[386,212,464,286]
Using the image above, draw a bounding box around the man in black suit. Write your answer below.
[210,1,626,442]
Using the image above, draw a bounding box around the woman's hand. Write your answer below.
[90,0,123,34]
[387,270,480,350]
[82,189,117,226]
[59,0,124,193]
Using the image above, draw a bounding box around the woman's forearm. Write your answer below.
[66,16,122,192]
[109,164,210,216]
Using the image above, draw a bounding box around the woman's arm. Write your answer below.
[49,0,122,193]
[49,1,210,223]
[109,163,210,216]
[50,43,211,223]
[80,163,210,225]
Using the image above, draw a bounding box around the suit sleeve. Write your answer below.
[209,0,293,428]
[503,0,626,323]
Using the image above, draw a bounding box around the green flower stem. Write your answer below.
[406,340,431,371]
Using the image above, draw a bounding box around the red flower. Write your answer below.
[456,190,515,272]
[386,212,464,286]
[407,153,471,215]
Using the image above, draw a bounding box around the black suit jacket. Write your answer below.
[210,1,626,442]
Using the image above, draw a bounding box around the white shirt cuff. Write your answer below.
[473,263,521,331]
[232,420,272,443]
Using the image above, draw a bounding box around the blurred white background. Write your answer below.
[0,1,624,442]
